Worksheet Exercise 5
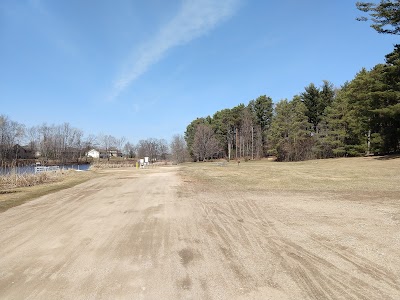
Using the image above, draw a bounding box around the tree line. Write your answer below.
[0,115,189,165]
[184,1,400,162]
[185,46,399,161]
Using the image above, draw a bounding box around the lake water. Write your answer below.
[0,164,91,175]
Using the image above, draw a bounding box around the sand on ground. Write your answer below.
[0,166,399,299]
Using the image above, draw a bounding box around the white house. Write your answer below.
[86,149,100,159]
[86,148,123,159]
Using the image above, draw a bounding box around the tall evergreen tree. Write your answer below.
[301,83,320,132]
[251,95,273,155]
[301,82,335,133]
[320,84,351,157]
[319,80,336,115]
[268,97,313,161]
[341,68,373,155]
[211,109,235,158]
[370,46,400,152]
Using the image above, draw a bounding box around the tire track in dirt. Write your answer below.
[190,186,400,299]
[0,168,193,299]
[1,166,399,299]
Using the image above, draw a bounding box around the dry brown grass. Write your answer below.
[0,171,63,189]
[0,170,95,212]
[180,156,400,194]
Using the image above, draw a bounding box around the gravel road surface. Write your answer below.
[0,166,399,299]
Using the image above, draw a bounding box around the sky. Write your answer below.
[1,0,398,144]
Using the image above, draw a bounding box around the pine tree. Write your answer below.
[252,95,273,156]
[370,46,400,153]
[268,96,313,161]
[356,1,400,35]
[211,109,235,159]
[301,83,320,132]
[301,82,335,133]
[320,85,350,157]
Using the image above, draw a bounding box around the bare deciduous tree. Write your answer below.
[116,137,126,152]
[98,134,117,159]
[192,124,220,161]
[136,138,169,161]
[0,115,25,161]
[123,142,136,158]
[158,139,169,160]
[83,134,97,151]
[170,134,188,163]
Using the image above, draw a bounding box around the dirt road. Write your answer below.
[0,165,399,299]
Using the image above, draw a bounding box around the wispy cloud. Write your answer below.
[109,0,240,101]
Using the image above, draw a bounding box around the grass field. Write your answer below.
[174,156,400,298]
[181,156,400,194]
[2,156,398,213]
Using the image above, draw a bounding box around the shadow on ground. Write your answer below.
[373,154,400,160]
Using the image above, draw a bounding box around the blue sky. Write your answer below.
[1,0,398,144]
